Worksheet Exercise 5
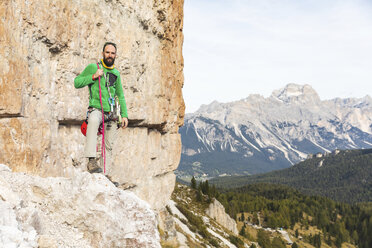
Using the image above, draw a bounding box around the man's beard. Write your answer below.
[103,57,115,67]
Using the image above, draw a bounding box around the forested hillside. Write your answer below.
[214,183,372,248]
[211,149,372,203]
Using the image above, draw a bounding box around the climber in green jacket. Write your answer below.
[74,42,128,174]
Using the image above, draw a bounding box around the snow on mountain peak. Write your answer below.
[271,84,320,103]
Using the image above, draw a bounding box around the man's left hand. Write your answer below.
[121,117,128,129]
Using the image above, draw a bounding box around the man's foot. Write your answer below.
[87,158,102,173]
[118,182,137,190]
[105,175,119,187]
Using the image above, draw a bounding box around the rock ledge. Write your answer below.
[0,164,160,248]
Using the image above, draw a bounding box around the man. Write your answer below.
[74,42,128,174]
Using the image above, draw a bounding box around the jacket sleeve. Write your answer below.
[115,74,128,118]
[74,64,97,89]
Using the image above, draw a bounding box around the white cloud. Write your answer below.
[183,0,372,112]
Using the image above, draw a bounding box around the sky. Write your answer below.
[182,0,372,113]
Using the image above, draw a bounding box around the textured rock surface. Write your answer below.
[0,164,160,247]
[0,0,184,209]
[206,199,238,235]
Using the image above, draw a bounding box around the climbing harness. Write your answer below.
[80,108,105,136]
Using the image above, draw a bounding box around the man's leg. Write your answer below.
[102,121,119,185]
[85,109,103,173]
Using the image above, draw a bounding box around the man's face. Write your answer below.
[102,44,116,67]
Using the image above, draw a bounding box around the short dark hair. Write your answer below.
[103,42,117,52]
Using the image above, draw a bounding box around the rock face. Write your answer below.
[0,164,160,248]
[206,199,238,235]
[178,84,372,179]
[0,0,185,210]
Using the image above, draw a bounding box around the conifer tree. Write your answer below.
[191,176,196,189]
[202,180,210,196]
[314,234,321,248]
[196,188,203,202]
[239,225,246,236]
[211,184,217,198]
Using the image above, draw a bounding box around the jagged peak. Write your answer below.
[194,101,232,122]
[270,83,321,103]
[329,95,372,108]
[194,84,323,116]
[242,94,265,102]
[196,100,222,113]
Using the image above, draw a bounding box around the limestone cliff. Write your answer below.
[0,0,184,210]
[206,199,239,235]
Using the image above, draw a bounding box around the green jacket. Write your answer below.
[74,62,128,118]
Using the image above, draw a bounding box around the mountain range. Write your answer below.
[177,84,372,180]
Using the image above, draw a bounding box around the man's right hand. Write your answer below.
[121,117,129,129]
[93,68,104,80]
